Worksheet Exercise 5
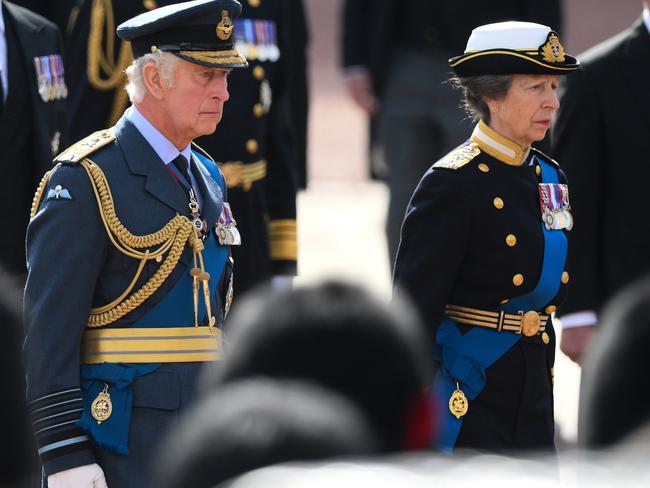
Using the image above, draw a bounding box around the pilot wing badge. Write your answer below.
[46,184,72,201]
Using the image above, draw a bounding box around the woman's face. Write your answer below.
[488,74,560,149]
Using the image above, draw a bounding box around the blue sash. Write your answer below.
[78,152,229,454]
[435,156,568,452]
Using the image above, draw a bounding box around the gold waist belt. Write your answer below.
[218,159,267,190]
[81,326,222,364]
[445,305,549,337]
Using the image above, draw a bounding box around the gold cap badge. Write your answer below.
[540,32,566,63]
[216,10,234,41]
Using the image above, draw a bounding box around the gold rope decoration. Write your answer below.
[80,158,207,327]
[87,0,134,127]
[30,158,212,328]
[30,165,60,219]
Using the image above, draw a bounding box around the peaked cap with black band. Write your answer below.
[117,0,248,69]
[449,21,579,77]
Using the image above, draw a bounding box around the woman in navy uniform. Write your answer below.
[393,22,579,453]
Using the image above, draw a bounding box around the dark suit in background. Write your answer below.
[341,0,562,265]
[551,15,650,362]
[0,1,67,276]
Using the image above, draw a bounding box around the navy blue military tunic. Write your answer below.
[23,114,232,485]
[394,120,570,452]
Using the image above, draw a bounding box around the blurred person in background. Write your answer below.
[0,0,67,279]
[341,0,562,267]
[550,1,650,366]
[202,280,437,453]
[0,267,36,486]
[195,0,309,298]
[578,273,650,448]
[155,379,378,488]
[394,21,578,454]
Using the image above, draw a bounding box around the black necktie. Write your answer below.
[171,154,192,186]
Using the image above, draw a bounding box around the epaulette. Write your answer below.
[191,141,216,162]
[531,147,560,168]
[54,128,116,163]
[433,142,481,170]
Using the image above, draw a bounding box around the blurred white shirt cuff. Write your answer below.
[559,310,597,328]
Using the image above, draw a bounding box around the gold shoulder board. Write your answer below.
[433,143,481,170]
[55,129,116,163]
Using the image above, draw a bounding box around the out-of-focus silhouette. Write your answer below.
[155,379,378,488]
[203,280,436,452]
[578,273,650,448]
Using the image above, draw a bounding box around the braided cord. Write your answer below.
[79,159,200,327]
[87,0,133,91]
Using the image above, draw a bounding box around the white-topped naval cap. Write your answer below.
[448,20,579,77]
[465,21,553,52]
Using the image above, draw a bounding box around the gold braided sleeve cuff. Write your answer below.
[268,219,297,262]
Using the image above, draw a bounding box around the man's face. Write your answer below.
[161,59,231,143]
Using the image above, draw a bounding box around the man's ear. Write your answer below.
[142,62,165,100]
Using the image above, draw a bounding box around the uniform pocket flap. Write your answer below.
[132,370,180,410]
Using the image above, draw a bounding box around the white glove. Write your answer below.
[48,463,108,488]
[271,275,294,291]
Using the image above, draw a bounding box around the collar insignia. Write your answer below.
[540,32,566,63]
[216,10,234,40]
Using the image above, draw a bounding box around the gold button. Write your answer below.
[253,66,265,80]
[150,45,158,53]
[545,305,556,314]
[253,103,264,118]
[493,197,504,209]
[561,271,569,284]
[505,234,517,247]
[248,0,261,6]
[500,299,509,304]
[478,163,489,173]
[143,0,157,10]
[542,332,550,345]
[246,139,259,154]
[155,255,163,263]
[513,274,524,286]
[536,165,541,176]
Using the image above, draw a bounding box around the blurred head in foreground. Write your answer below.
[155,379,378,487]
[204,280,436,451]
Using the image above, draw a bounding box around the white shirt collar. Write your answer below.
[0,5,5,34]
[644,8,650,35]
[126,105,192,165]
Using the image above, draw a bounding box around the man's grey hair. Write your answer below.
[125,50,180,103]
[452,75,513,124]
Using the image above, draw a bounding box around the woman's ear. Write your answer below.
[142,62,165,100]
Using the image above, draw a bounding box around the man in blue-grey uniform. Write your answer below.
[22,1,248,486]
